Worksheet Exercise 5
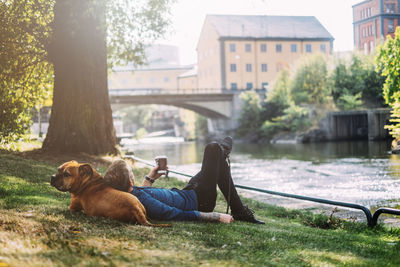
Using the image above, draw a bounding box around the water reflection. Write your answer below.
[125,140,400,208]
[235,141,392,162]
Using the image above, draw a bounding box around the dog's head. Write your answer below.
[50,161,94,192]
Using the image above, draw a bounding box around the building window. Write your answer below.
[261,63,268,72]
[364,42,368,55]
[150,77,156,83]
[388,19,395,33]
[164,77,169,83]
[306,44,312,53]
[246,64,252,72]
[260,43,267,52]
[386,3,395,13]
[230,63,237,72]
[122,79,127,84]
[246,82,253,89]
[261,82,269,90]
[291,44,297,52]
[320,44,326,53]
[245,43,252,52]
[231,83,238,90]
[229,43,236,52]
[276,44,282,52]
[370,40,374,51]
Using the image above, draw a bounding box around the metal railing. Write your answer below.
[124,155,400,227]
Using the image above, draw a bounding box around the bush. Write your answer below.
[336,92,363,111]
[331,53,385,110]
[195,114,208,139]
[237,91,262,136]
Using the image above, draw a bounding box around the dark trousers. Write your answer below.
[182,142,244,213]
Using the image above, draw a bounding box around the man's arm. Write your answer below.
[141,165,166,187]
[199,212,234,223]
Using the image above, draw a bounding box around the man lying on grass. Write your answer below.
[104,137,264,224]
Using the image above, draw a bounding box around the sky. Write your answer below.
[158,0,362,65]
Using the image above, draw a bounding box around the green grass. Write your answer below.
[1,151,400,266]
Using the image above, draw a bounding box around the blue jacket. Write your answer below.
[131,187,200,221]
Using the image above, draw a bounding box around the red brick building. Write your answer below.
[353,0,400,54]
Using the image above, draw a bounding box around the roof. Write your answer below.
[206,15,334,40]
[352,0,372,8]
[178,66,197,78]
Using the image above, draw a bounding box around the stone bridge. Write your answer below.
[109,88,263,133]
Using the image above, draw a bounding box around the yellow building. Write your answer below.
[177,66,198,90]
[108,44,193,93]
[197,15,334,90]
[108,66,192,92]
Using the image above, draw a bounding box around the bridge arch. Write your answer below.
[109,92,235,119]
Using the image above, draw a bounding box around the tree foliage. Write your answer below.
[376,27,400,139]
[0,0,54,144]
[106,0,174,68]
[237,91,262,137]
[376,27,400,105]
[291,54,330,105]
[238,50,386,140]
[259,55,329,137]
[331,53,385,109]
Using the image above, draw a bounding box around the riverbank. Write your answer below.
[1,150,400,266]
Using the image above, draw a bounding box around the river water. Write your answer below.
[122,138,400,213]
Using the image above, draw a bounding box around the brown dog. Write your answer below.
[50,160,169,227]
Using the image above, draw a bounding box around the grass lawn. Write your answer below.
[0,150,399,266]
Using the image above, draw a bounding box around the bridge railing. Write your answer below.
[109,87,267,96]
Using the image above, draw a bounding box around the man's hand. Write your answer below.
[148,165,168,180]
[141,165,168,187]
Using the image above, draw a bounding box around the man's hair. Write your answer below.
[104,160,132,192]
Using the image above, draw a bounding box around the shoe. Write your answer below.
[219,136,233,157]
[232,206,265,224]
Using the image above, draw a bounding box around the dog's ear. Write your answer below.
[79,164,93,177]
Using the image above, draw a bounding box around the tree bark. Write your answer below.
[43,0,117,154]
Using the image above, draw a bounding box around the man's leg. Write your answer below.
[183,142,222,212]
[184,141,245,212]
[216,159,245,214]
[184,140,264,224]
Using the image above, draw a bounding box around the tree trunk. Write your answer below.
[43,0,117,154]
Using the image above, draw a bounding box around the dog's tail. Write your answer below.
[135,212,172,227]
